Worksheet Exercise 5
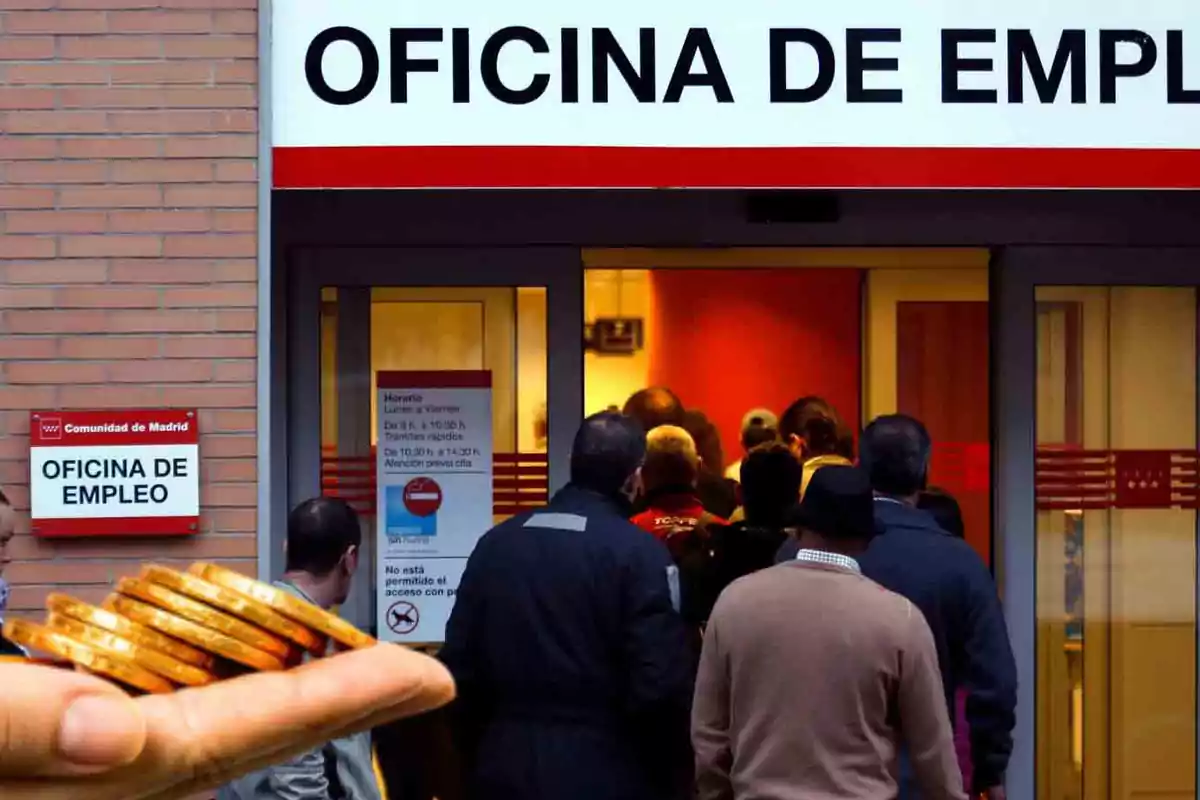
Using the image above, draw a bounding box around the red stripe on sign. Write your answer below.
[31,516,199,538]
[29,409,199,446]
[273,145,1200,190]
[378,370,492,389]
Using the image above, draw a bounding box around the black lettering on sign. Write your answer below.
[481,26,550,105]
[1007,30,1087,104]
[306,26,379,106]
[770,28,834,103]
[847,28,902,103]
[664,28,733,103]
[62,484,171,505]
[561,28,580,102]
[1168,31,1200,104]
[592,28,656,103]
[391,28,443,103]
[452,28,470,103]
[942,29,998,104]
[1099,29,1157,104]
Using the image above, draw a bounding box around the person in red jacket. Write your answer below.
[630,425,728,540]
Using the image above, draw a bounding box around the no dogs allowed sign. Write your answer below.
[29,409,200,538]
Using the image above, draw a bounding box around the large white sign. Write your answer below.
[29,409,200,537]
[375,371,493,644]
[272,0,1200,187]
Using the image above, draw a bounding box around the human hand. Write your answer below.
[0,643,455,799]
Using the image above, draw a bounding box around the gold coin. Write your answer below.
[3,618,174,694]
[189,562,376,651]
[45,612,215,687]
[47,593,214,670]
[103,594,285,672]
[141,565,325,655]
[116,577,291,661]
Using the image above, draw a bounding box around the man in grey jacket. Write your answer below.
[220,497,381,800]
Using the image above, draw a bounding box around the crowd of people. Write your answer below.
[443,387,1017,800]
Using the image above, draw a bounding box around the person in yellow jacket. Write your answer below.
[778,396,856,498]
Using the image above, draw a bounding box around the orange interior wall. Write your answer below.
[647,269,863,464]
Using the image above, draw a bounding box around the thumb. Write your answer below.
[0,663,147,777]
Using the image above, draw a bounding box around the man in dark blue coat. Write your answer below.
[441,412,694,800]
[777,415,1017,800]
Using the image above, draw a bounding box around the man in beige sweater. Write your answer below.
[692,465,966,800]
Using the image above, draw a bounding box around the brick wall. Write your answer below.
[0,0,259,615]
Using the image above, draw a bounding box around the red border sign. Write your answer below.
[29,409,200,538]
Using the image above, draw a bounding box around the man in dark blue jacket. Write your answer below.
[441,412,694,800]
[778,415,1017,799]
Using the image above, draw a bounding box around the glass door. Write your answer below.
[996,248,1200,800]
[287,248,583,634]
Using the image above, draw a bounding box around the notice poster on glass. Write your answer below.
[375,371,493,644]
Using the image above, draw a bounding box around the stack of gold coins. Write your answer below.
[1,561,376,695]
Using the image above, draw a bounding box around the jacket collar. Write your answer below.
[549,483,630,517]
[872,496,942,534]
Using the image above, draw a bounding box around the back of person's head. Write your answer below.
[791,465,876,552]
[860,414,932,498]
[285,496,362,576]
[642,425,700,493]
[681,409,724,479]
[739,408,779,452]
[569,411,647,497]
[778,396,854,460]
[622,387,684,433]
[740,442,802,527]
[917,487,965,539]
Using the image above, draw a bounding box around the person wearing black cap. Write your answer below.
[693,465,966,800]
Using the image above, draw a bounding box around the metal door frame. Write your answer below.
[994,246,1200,800]
[283,247,584,619]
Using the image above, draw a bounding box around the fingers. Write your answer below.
[0,664,147,778]
[14,644,456,800]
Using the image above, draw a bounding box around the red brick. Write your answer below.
[110,61,212,85]
[110,210,211,233]
[0,286,56,308]
[8,160,107,184]
[213,210,255,232]
[108,10,214,34]
[59,87,168,109]
[199,408,256,433]
[164,135,256,159]
[202,483,257,507]
[108,109,256,135]
[106,309,213,333]
[215,160,256,182]
[59,234,162,258]
[202,458,257,483]
[214,10,256,33]
[60,336,159,359]
[0,236,55,259]
[60,185,162,208]
[5,11,107,34]
[0,186,55,209]
[6,309,109,334]
[165,87,256,108]
[109,260,216,283]
[0,88,56,110]
[111,159,214,183]
[215,309,256,332]
[58,36,163,60]
[165,183,255,208]
[163,285,256,308]
[214,260,256,282]
[161,384,255,408]
[163,36,256,59]
[162,335,255,359]
[214,61,257,84]
[60,138,162,159]
[6,562,144,586]
[56,286,160,308]
[6,361,107,385]
[6,111,108,134]
[0,36,55,60]
[213,360,256,382]
[0,338,57,359]
[4,63,109,85]
[0,138,58,160]
[109,359,213,383]
[205,506,256,532]
[0,386,55,410]
[4,260,108,284]
[6,211,107,234]
[59,385,163,408]
[163,234,255,258]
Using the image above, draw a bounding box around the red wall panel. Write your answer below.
[647,269,862,465]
